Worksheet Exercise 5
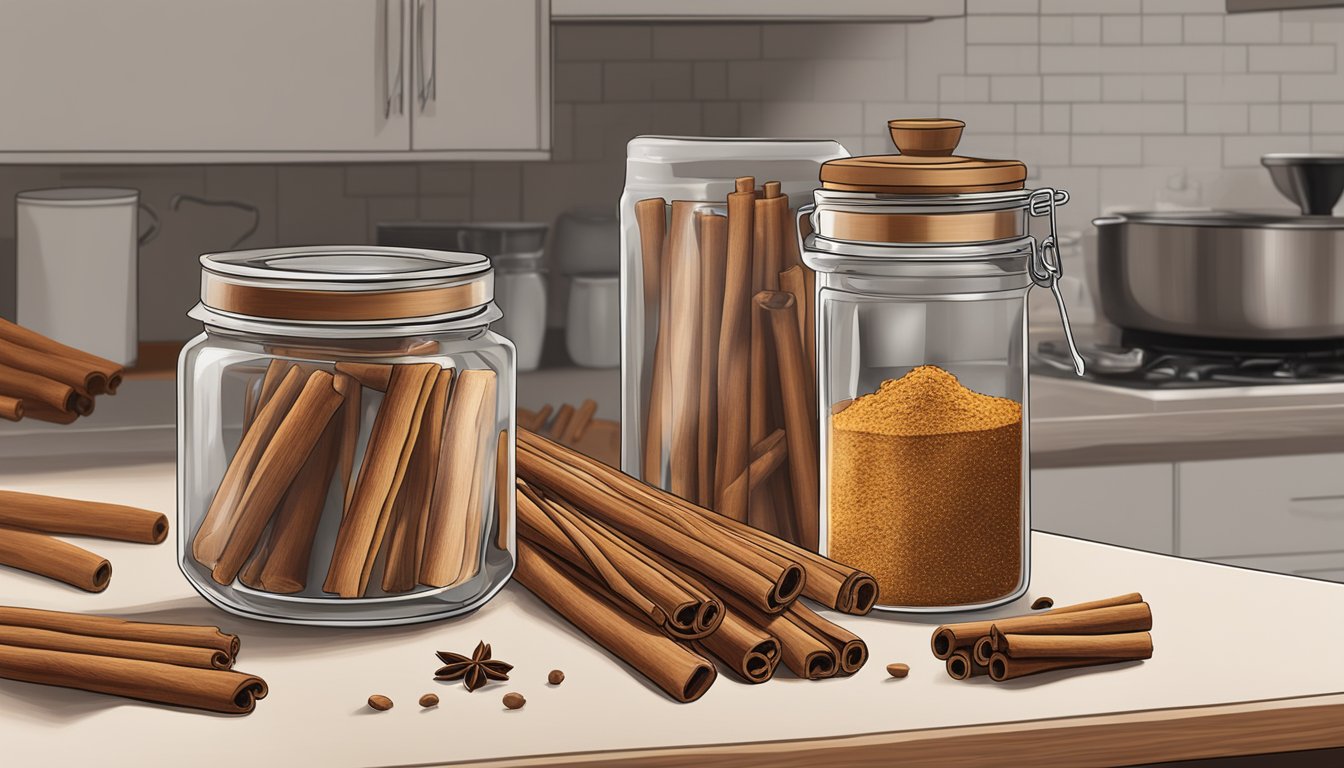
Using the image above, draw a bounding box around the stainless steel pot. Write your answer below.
[1094,211,1344,340]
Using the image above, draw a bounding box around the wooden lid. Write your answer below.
[820,119,1027,194]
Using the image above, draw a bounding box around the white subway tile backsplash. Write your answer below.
[968,45,1041,74]
[1016,103,1044,132]
[992,75,1043,102]
[1098,45,1225,73]
[1072,103,1184,133]
[814,59,906,101]
[727,60,815,101]
[1043,103,1072,131]
[1142,0,1224,11]
[1313,103,1344,132]
[1248,45,1335,72]
[654,26,760,60]
[741,101,865,138]
[603,62,695,102]
[1142,135,1222,166]
[418,164,472,197]
[554,62,603,102]
[1142,15,1182,44]
[1311,134,1344,152]
[939,75,992,103]
[905,13,965,101]
[1044,75,1102,101]
[1041,45,1103,73]
[946,103,1018,129]
[1249,104,1280,133]
[1017,133,1071,165]
[555,25,652,61]
[1223,46,1249,72]
[1282,73,1344,100]
[1223,134,1310,166]
[702,102,740,135]
[1103,16,1142,45]
[1186,74,1280,103]
[1101,75,1143,101]
[1073,16,1102,44]
[1225,12,1281,44]
[1183,16,1223,44]
[1282,22,1312,44]
[344,164,417,197]
[763,24,905,60]
[1072,135,1142,165]
[1281,104,1311,132]
[1187,104,1249,133]
[1041,0,1140,14]
[693,62,728,100]
[968,15,1040,44]
[969,0,1039,13]
[1040,16,1074,43]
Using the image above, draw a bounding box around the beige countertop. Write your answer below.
[0,458,1342,767]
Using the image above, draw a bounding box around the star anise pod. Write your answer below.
[435,641,513,692]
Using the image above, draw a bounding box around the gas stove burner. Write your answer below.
[1035,337,1344,389]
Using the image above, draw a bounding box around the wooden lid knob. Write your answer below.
[888,118,965,157]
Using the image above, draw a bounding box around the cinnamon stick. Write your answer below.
[788,601,867,675]
[992,630,1154,660]
[0,525,111,592]
[0,362,89,415]
[518,431,804,614]
[635,197,668,486]
[721,428,788,504]
[513,541,717,703]
[333,372,362,513]
[0,396,21,422]
[747,197,775,535]
[382,368,453,593]
[931,593,1147,659]
[0,490,167,544]
[947,649,986,680]
[255,359,290,413]
[0,643,266,714]
[0,338,105,396]
[696,212,728,507]
[517,485,722,640]
[325,363,437,596]
[212,370,345,585]
[23,404,78,425]
[973,635,996,667]
[0,606,238,658]
[988,653,1136,682]
[334,361,393,392]
[714,178,755,522]
[241,403,344,594]
[0,625,232,670]
[778,266,810,378]
[666,201,702,501]
[562,399,598,443]
[717,595,836,680]
[528,404,553,433]
[419,368,497,588]
[549,403,575,440]
[524,428,877,615]
[192,365,305,568]
[495,429,511,550]
[0,318,123,394]
[757,291,819,550]
[693,609,780,684]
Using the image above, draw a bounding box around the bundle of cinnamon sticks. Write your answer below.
[513,429,877,702]
[0,606,266,714]
[0,318,125,424]
[635,178,818,549]
[932,593,1154,682]
[518,399,618,466]
[0,490,167,592]
[192,358,504,599]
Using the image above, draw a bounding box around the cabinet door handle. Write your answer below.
[385,0,406,118]
[416,0,437,111]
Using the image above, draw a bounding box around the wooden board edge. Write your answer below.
[401,693,1344,768]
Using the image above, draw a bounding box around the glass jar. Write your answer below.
[178,246,515,626]
[619,136,848,549]
[801,119,1084,613]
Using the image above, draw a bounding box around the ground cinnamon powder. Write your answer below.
[829,365,1023,607]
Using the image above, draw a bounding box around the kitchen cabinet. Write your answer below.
[551,0,964,21]
[0,0,549,162]
[1032,464,1175,555]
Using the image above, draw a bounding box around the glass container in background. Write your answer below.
[619,136,847,550]
[800,119,1084,612]
[178,246,515,626]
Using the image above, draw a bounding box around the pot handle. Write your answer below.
[1028,188,1085,377]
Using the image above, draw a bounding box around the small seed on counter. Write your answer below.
[885,663,909,679]
[1031,597,1054,610]
[419,693,439,708]
[547,669,565,685]
[502,692,526,710]
[367,695,394,711]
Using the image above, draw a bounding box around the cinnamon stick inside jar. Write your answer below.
[381,368,453,594]
[635,197,669,486]
[696,212,728,507]
[0,525,111,592]
[757,291,819,550]
[714,178,755,522]
[0,490,168,545]
[513,540,717,703]
[830,366,1023,608]
[666,201,702,501]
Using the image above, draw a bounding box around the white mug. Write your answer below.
[566,273,620,369]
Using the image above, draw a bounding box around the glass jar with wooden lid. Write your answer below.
[178,246,515,626]
[801,118,1084,612]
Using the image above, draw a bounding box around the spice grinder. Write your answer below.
[800,118,1083,613]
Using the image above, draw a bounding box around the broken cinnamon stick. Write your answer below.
[211,370,345,585]
[334,361,393,392]
[382,368,453,593]
[0,396,21,422]
[714,179,755,522]
[0,606,238,659]
[0,525,111,592]
[513,541,716,703]
[0,643,266,714]
[696,212,728,507]
[192,365,305,568]
[0,625,232,670]
[931,595,1150,660]
[0,490,167,545]
[757,291,819,550]
[325,363,437,596]
[635,197,668,486]
[419,368,497,588]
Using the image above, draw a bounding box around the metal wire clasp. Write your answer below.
[1028,188,1085,376]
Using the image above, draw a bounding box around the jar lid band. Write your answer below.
[202,274,492,322]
